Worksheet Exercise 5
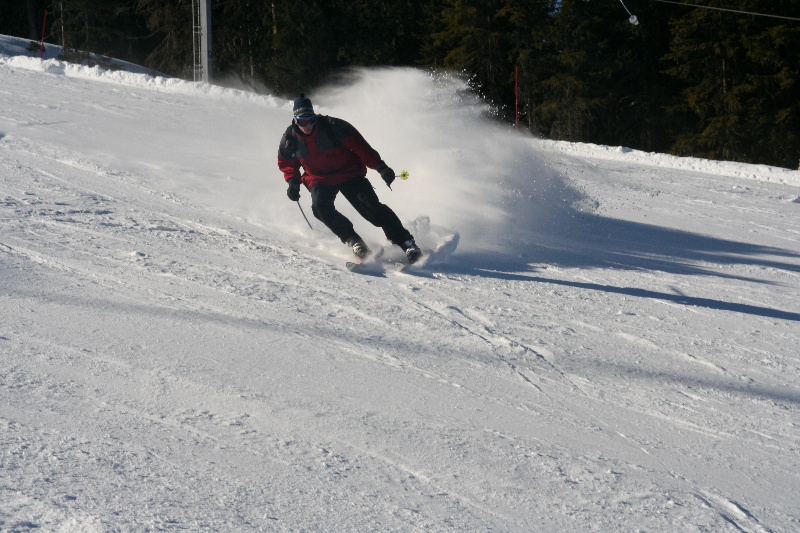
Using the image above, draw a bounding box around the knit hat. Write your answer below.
[293,93,314,118]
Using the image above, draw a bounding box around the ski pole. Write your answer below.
[297,202,313,229]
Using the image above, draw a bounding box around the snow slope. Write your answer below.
[2,34,799,532]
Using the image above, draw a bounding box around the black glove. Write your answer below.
[286,178,301,202]
[376,161,395,188]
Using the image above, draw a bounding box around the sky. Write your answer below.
[2,34,799,532]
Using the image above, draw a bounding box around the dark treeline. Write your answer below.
[3,0,798,168]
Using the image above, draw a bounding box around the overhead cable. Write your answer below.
[653,0,800,22]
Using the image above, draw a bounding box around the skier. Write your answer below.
[277,94,422,264]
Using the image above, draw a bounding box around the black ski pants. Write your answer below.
[309,176,412,246]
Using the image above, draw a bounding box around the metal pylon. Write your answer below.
[192,0,203,82]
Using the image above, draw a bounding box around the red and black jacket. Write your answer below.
[277,115,383,188]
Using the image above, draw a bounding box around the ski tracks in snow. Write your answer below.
[694,490,772,533]
[372,265,794,531]
[3,48,799,531]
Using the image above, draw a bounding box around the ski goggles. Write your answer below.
[295,114,317,128]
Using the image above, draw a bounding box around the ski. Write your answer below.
[344,248,423,273]
[347,258,416,273]
[346,259,365,271]
[349,259,412,272]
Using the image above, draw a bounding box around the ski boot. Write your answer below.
[346,236,370,259]
[402,239,422,264]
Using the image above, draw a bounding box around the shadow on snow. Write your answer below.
[426,210,800,322]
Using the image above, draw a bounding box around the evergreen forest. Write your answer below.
[2,0,798,169]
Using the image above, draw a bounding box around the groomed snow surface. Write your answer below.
[1,35,799,532]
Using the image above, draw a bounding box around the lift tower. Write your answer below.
[192,0,212,83]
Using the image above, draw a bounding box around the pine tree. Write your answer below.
[663,0,800,167]
[0,0,48,43]
[327,0,420,66]
[213,1,271,86]
[528,0,650,143]
[51,0,132,65]
[134,0,194,78]
[260,0,336,94]
[433,0,516,116]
